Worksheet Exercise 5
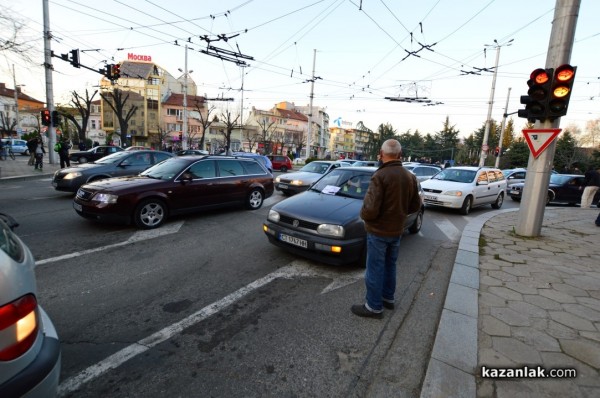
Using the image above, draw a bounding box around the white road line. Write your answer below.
[57,261,335,396]
[434,218,462,242]
[36,221,184,265]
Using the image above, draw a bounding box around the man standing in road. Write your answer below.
[58,137,72,168]
[351,139,422,319]
[581,165,600,209]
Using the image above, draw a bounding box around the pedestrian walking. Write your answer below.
[581,165,600,209]
[34,138,45,171]
[351,139,422,319]
[27,137,37,165]
[57,138,71,168]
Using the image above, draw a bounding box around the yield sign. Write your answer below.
[522,128,562,158]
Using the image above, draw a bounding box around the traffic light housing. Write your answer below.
[41,110,51,126]
[51,110,61,127]
[111,63,121,80]
[518,68,553,122]
[547,64,576,120]
[494,147,500,157]
[70,49,80,68]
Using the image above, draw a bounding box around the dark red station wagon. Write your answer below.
[73,155,274,229]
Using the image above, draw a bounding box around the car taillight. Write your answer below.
[0,294,39,361]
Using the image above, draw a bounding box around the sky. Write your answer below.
[2,0,599,139]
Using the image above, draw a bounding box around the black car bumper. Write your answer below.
[73,199,131,225]
[274,182,309,195]
[263,221,364,266]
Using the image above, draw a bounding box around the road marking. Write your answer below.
[435,218,462,241]
[36,221,184,265]
[57,260,362,396]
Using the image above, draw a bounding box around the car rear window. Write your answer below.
[0,220,24,262]
[243,160,267,175]
[218,160,245,176]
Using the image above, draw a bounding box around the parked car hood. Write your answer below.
[278,171,325,183]
[420,179,468,190]
[273,190,362,224]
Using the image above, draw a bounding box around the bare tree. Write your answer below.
[100,88,138,146]
[58,89,97,144]
[291,130,306,158]
[153,126,170,149]
[255,118,277,154]
[192,99,217,150]
[243,127,261,152]
[0,10,36,64]
[216,110,240,151]
[0,110,17,135]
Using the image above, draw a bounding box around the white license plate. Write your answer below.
[510,190,520,195]
[280,234,307,248]
[425,195,437,201]
[278,183,288,190]
[73,202,82,212]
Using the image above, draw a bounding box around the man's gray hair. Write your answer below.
[381,139,402,156]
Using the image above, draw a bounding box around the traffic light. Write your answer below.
[547,64,576,120]
[518,68,553,122]
[111,63,121,80]
[51,110,61,127]
[41,109,51,126]
[105,64,113,80]
[494,147,500,157]
[70,49,80,68]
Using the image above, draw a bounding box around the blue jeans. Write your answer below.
[364,233,402,312]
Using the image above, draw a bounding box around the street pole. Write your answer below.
[479,41,512,166]
[12,64,20,136]
[306,49,316,159]
[516,0,580,237]
[240,66,245,151]
[182,45,188,150]
[495,87,511,168]
[42,0,57,164]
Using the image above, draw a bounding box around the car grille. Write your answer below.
[280,215,319,231]
[423,188,442,194]
[76,188,95,201]
[424,198,444,205]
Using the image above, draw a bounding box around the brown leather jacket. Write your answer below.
[360,160,421,237]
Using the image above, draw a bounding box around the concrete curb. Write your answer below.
[420,208,518,398]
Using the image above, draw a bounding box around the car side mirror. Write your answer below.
[180,172,194,182]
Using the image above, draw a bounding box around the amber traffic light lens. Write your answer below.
[531,68,550,84]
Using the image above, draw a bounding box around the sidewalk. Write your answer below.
[422,207,600,397]
[0,155,60,181]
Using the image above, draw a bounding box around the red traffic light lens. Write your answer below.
[555,65,575,82]
[530,68,550,84]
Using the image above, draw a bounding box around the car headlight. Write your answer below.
[93,193,118,204]
[268,210,280,222]
[290,179,303,186]
[442,190,463,197]
[275,176,281,182]
[62,172,82,180]
[317,224,344,237]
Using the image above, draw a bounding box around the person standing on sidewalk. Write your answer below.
[34,138,46,171]
[581,165,600,208]
[351,139,422,319]
[27,137,37,165]
[57,138,71,168]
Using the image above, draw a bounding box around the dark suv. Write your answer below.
[267,155,293,172]
[73,155,274,229]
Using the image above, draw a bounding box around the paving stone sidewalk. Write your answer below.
[422,207,600,398]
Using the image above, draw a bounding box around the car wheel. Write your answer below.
[79,156,88,163]
[491,192,504,209]
[459,196,472,215]
[246,188,264,210]
[280,166,288,172]
[546,191,555,205]
[408,209,424,234]
[134,199,167,229]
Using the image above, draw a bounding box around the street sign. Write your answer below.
[522,128,562,158]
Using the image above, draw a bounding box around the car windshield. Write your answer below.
[94,151,131,164]
[140,157,187,180]
[299,162,331,174]
[311,169,372,199]
[432,169,476,183]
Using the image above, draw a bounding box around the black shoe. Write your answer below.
[351,304,383,319]
[383,301,395,310]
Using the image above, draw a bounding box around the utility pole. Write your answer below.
[516,0,580,237]
[306,49,316,159]
[12,64,20,136]
[43,0,57,163]
[495,87,511,168]
[182,45,189,150]
[479,39,513,166]
[240,66,245,149]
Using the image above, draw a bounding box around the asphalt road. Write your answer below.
[0,175,520,397]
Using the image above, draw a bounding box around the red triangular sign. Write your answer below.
[522,128,562,158]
